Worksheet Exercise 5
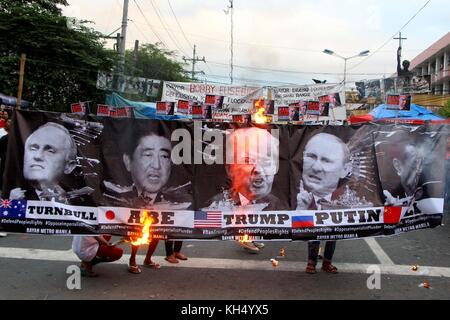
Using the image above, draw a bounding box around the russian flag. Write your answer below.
[292,215,314,228]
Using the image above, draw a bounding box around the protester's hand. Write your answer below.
[95,236,111,246]
[296,180,313,209]
[9,188,26,200]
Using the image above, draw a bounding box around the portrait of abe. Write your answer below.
[102,124,192,209]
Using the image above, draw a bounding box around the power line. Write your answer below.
[146,0,188,56]
[164,0,214,79]
[348,0,432,71]
[207,60,387,76]
[130,20,152,44]
[204,73,301,86]
[166,0,193,50]
[130,19,441,56]
[133,0,168,48]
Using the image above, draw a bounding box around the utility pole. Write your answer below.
[394,32,407,60]
[117,0,129,91]
[16,53,26,109]
[224,0,234,84]
[133,40,139,76]
[183,44,206,81]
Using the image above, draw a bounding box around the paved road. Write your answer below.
[0,214,449,300]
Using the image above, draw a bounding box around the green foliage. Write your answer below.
[437,99,450,118]
[0,0,117,111]
[125,43,188,81]
[122,43,189,101]
[0,0,68,15]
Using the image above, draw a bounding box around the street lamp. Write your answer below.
[323,49,370,103]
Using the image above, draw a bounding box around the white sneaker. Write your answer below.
[0,233,7,237]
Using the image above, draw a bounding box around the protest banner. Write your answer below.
[1,110,446,242]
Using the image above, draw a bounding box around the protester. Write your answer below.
[0,119,11,189]
[297,133,353,274]
[72,235,123,277]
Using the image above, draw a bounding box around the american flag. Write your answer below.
[1,200,27,218]
[194,211,222,228]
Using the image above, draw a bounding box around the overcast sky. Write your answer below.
[63,0,449,86]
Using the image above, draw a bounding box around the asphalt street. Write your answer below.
[0,213,449,300]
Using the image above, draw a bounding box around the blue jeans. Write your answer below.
[308,241,336,263]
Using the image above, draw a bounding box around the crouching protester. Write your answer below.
[72,235,123,277]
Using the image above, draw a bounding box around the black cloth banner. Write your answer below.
[0,110,447,241]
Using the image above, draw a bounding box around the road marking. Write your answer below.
[1,247,449,277]
[364,238,395,265]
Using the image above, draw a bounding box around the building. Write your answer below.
[410,32,450,97]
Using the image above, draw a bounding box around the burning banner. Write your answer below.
[0,110,447,242]
[162,81,264,121]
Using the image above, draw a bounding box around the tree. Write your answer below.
[126,43,188,81]
[121,43,189,101]
[437,99,450,118]
[0,0,118,111]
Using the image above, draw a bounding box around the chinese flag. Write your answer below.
[384,206,402,224]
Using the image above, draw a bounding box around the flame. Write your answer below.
[239,234,250,243]
[253,99,270,124]
[130,211,153,246]
[254,107,269,124]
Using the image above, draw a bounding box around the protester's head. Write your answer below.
[302,133,351,198]
[123,131,172,195]
[23,122,77,190]
[226,127,279,201]
[402,60,410,71]
[392,142,423,196]
[2,111,8,120]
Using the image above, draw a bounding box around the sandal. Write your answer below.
[321,263,338,274]
[128,264,142,274]
[305,262,317,274]
[80,264,98,277]
[143,260,161,269]
[165,255,179,264]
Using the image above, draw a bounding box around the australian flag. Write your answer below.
[194,211,222,228]
[1,199,27,218]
